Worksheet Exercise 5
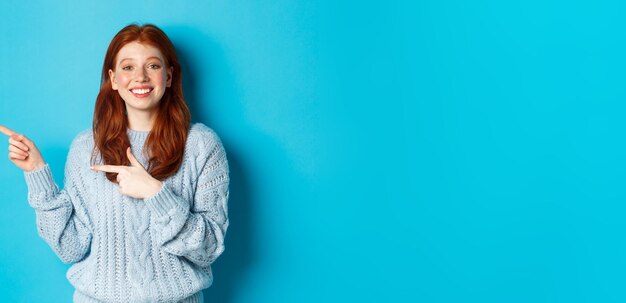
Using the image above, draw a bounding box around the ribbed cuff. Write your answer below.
[144,184,189,218]
[24,164,57,193]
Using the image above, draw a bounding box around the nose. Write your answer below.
[135,67,149,82]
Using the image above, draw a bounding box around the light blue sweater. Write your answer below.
[24,123,229,303]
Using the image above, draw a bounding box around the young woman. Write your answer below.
[0,24,229,303]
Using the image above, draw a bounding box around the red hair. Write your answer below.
[92,24,191,182]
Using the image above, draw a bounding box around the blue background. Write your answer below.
[1,0,625,302]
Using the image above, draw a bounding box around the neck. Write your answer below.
[126,107,157,132]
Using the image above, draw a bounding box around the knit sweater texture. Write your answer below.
[23,123,230,303]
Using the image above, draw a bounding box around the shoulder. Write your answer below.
[70,128,94,150]
[67,128,95,161]
[186,123,227,159]
[188,123,224,149]
[65,128,95,165]
[189,123,219,140]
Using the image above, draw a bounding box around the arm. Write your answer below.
[144,131,229,268]
[24,135,93,264]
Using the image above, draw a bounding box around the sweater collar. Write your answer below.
[127,128,150,143]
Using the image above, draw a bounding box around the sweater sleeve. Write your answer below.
[24,135,93,264]
[144,129,229,268]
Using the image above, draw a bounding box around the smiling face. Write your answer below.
[109,41,173,117]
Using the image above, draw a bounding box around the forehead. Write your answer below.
[116,41,165,63]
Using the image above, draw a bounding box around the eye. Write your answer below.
[121,66,133,71]
[149,64,161,69]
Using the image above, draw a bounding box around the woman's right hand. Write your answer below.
[0,125,46,172]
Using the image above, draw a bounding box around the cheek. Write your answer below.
[116,74,132,86]
[153,71,167,84]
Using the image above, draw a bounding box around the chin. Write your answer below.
[124,101,159,112]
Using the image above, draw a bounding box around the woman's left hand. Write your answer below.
[90,147,162,199]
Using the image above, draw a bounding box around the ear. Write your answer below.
[109,69,118,90]
[166,66,173,88]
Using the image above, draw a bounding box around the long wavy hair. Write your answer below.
[92,24,191,182]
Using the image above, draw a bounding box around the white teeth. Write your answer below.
[131,88,151,94]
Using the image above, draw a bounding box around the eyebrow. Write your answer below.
[119,56,163,64]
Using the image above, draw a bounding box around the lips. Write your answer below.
[129,87,153,97]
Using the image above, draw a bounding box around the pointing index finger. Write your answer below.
[0,125,16,137]
[90,165,123,173]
